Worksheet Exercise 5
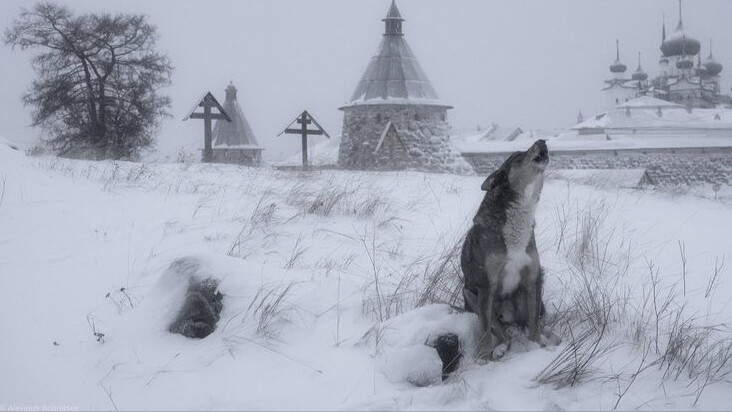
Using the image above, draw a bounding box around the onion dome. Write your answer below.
[695,64,708,77]
[632,52,648,81]
[660,2,701,57]
[662,33,701,57]
[704,39,723,76]
[705,59,723,76]
[610,39,627,73]
[676,57,693,70]
[632,71,648,81]
[694,53,708,77]
[610,61,627,73]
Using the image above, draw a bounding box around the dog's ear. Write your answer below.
[480,175,494,191]
[481,170,504,191]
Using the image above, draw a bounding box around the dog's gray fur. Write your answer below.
[461,139,548,360]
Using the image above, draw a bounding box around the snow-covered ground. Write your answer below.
[1,142,731,411]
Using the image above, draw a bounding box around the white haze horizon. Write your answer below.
[1,0,731,162]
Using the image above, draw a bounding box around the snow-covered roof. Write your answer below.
[617,96,681,109]
[451,125,529,152]
[602,81,642,91]
[483,125,523,142]
[667,77,713,92]
[344,2,448,108]
[572,96,732,132]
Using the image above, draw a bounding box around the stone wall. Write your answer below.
[338,104,473,174]
[462,147,732,186]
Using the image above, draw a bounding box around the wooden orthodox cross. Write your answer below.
[278,110,330,169]
[183,92,231,163]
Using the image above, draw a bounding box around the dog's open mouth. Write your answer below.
[533,152,548,164]
[530,140,549,165]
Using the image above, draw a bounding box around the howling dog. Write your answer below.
[461,139,549,360]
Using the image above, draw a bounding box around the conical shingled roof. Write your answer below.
[346,1,448,107]
[213,83,260,148]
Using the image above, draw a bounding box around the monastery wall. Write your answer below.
[461,147,732,186]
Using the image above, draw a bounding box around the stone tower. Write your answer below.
[337,0,472,174]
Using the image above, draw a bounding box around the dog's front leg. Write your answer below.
[482,255,509,360]
[524,269,541,343]
[476,286,493,360]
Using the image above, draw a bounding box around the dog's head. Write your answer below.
[480,140,548,197]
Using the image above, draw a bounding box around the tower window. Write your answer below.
[414,113,420,121]
[376,113,382,123]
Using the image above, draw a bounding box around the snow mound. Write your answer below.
[133,254,265,340]
[360,305,478,386]
[380,345,443,387]
[276,135,341,167]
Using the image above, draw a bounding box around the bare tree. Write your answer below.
[5,2,173,159]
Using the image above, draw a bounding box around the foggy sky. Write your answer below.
[2,0,731,161]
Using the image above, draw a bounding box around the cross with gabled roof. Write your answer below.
[278,110,330,169]
[183,92,231,162]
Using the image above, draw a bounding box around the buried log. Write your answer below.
[169,277,223,339]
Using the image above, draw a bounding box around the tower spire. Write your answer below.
[697,52,704,86]
[704,38,723,77]
[662,14,666,42]
[225,81,237,100]
[383,0,404,36]
[610,39,627,74]
[677,0,684,30]
[632,51,648,81]
[709,38,714,59]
